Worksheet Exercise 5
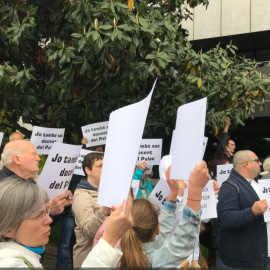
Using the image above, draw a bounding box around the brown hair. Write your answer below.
[119,199,159,268]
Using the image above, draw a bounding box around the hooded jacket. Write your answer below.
[72,178,106,268]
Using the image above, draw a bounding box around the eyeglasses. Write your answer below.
[240,159,260,164]
[28,204,50,222]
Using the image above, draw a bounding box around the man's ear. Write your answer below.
[12,155,21,165]
[85,167,92,176]
[3,230,15,239]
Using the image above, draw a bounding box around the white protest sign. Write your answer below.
[200,180,217,220]
[217,164,233,187]
[170,98,207,180]
[37,143,82,199]
[30,126,65,155]
[136,139,162,166]
[202,137,208,159]
[146,165,153,175]
[0,132,3,147]
[81,121,109,148]
[258,179,270,222]
[131,180,140,198]
[148,179,170,209]
[98,79,157,207]
[73,149,92,176]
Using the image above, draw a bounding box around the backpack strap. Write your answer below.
[16,257,34,269]
[226,179,240,194]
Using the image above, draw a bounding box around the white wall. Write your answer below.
[182,0,270,41]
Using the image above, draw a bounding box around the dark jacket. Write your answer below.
[214,132,233,163]
[217,168,267,268]
[0,166,36,183]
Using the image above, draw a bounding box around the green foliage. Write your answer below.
[0,0,269,142]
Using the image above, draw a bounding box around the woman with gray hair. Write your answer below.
[0,177,52,268]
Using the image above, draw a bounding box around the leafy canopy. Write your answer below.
[0,0,269,142]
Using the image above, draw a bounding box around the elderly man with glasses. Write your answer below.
[217,150,269,268]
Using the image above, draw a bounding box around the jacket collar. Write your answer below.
[230,168,260,200]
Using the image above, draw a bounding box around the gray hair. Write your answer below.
[263,157,270,172]
[0,177,49,242]
[233,150,254,169]
[1,141,22,166]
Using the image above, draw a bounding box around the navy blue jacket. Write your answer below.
[217,168,268,268]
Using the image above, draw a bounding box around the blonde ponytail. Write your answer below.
[119,199,159,268]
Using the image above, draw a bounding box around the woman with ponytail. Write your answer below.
[120,161,209,269]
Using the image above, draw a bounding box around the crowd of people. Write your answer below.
[0,116,270,269]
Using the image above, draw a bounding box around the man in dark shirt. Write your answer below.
[214,117,236,163]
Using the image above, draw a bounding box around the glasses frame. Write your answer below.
[28,204,50,222]
[240,158,260,164]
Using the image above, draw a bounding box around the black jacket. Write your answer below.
[0,166,36,183]
[214,132,233,163]
[217,168,267,268]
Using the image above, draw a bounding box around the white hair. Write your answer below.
[263,157,270,173]
[1,144,21,166]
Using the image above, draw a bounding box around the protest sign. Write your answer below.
[81,121,109,148]
[258,179,270,222]
[216,164,233,187]
[0,132,3,147]
[131,179,140,198]
[37,142,82,199]
[148,179,170,209]
[146,165,153,175]
[170,98,207,180]
[136,139,162,166]
[200,180,217,220]
[202,137,208,159]
[30,126,65,155]
[98,79,157,207]
[73,149,92,176]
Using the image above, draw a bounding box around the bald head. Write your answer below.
[1,140,40,179]
[233,151,254,169]
[233,150,261,179]
[9,132,24,142]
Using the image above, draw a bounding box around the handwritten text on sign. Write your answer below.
[37,143,82,199]
[136,139,162,166]
[258,179,270,222]
[30,126,65,155]
[81,121,109,147]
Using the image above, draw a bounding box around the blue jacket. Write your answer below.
[217,168,267,268]
[132,168,153,198]
[144,201,201,268]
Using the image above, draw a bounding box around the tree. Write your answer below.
[0,0,269,143]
